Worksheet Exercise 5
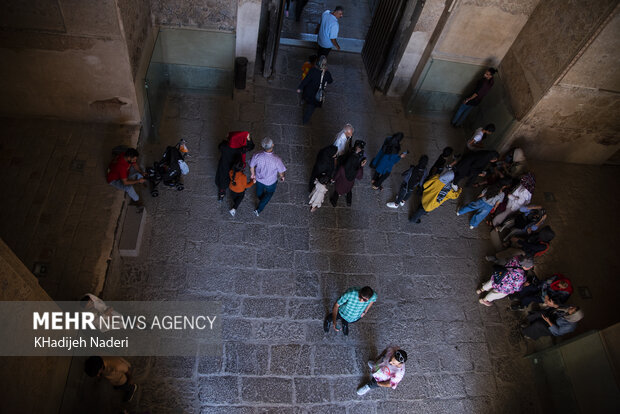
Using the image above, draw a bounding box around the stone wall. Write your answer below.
[118,0,153,79]
[500,0,620,164]
[0,238,71,414]
[434,0,539,65]
[500,0,617,119]
[0,0,140,124]
[151,0,237,31]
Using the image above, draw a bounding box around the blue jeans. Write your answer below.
[451,103,474,126]
[458,198,493,228]
[109,169,142,201]
[256,181,277,213]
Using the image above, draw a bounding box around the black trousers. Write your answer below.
[372,171,390,187]
[303,101,317,124]
[295,0,308,21]
[409,203,428,223]
[218,187,226,200]
[330,190,352,206]
[317,46,332,57]
[395,184,414,204]
[231,190,245,209]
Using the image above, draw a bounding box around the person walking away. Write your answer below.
[466,124,495,151]
[309,174,330,212]
[357,347,407,395]
[324,286,377,336]
[309,144,338,191]
[228,161,255,217]
[409,170,461,224]
[249,138,286,216]
[451,68,497,127]
[107,148,147,207]
[457,178,511,229]
[330,140,366,207]
[316,6,343,56]
[370,132,407,190]
[215,131,254,202]
[386,155,428,209]
[297,56,333,124]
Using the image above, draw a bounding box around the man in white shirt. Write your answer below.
[333,123,354,157]
[316,7,344,57]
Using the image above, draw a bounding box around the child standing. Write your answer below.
[309,174,330,212]
[301,55,318,80]
[229,161,255,217]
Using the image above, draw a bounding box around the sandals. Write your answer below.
[479,299,492,307]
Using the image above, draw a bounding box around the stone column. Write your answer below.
[236,0,263,80]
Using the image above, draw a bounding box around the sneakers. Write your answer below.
[129,199,144,207]
[342,323,349,336]
[367,360,375,370]
[399,201,405,207]
[356,384,371,396]
[253,210,260,217]
[386,202,399,209]
[323,317,331,333]
[123,383,138,402]
[456,211,461,216]
[469,225,474,229]
[229,208,236,217]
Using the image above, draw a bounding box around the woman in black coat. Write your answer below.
[309,144,338,191]
[297,55,333,125]
[452,150,499,186]
[215,131,255,201]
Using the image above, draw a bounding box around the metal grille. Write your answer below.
[362,0,406,89]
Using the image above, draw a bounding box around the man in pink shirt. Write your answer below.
[249,138,286,216]
[357,346,407,395]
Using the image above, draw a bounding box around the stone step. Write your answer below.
[280,33,364,54]
[118,206,146,257]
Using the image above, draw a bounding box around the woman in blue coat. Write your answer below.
[370,132,406,190]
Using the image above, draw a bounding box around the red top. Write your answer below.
[106,153,131,183]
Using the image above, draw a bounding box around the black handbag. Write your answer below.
[315,70,325,103]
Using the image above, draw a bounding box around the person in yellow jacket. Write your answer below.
[409,170,461,224]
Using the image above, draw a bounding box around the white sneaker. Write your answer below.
[229,209,236,217]
[399,201,405,206]
[469,225,474,229]
[253,210,260,217]
[456,211,461,216]
[386,202,398,209]
[356,384,371,395]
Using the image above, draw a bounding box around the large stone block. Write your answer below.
[269,344,312,375]
[198,376,240,404]
[426,374,467,398]
[223,342,269,375]
[253,320,305,342]
[314,345,359,375]
[241,297,287,318]
[241,377,293,403]
[294,378,332,404]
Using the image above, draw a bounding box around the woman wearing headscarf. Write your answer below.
[492,173,535,226]
[451,150,499,186]
[297,55,333,124]
[309,144,338,192]
[522,306,584,340]
[215,131,255,201]
[330,140,367,207]
[370,132,407,190]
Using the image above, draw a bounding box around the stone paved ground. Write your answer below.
[53,46,620,413]
[93,46,547,413]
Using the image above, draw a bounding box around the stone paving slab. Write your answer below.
[29,45,615,413]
